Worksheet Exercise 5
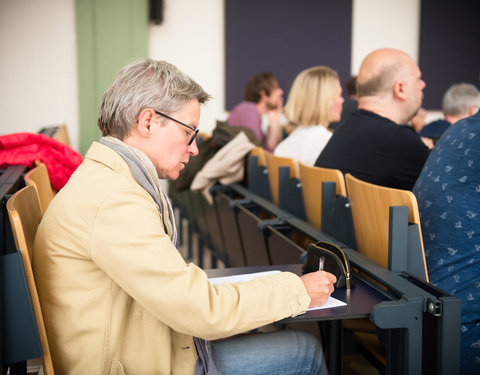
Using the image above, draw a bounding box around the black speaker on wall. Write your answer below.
[150,0,164,25]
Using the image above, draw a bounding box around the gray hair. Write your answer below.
[98,58,211,139]
[442,83,480,116]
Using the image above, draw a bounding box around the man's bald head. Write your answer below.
[357,48,415,98]
[355,48,425,124]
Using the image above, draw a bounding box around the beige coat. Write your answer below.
[34,142,310,375]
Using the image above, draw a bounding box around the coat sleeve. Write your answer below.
[90,187,310,340]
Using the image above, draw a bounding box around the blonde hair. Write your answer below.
[284,66,339,126]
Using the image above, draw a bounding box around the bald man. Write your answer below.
[314,48,430,190]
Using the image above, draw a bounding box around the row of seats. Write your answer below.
[234,147,430,372]
[248,147,428,281]
[2,124,69,375]
[7,185,55,375]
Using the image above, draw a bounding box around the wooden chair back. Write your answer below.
[345,173,427,278]
[265,152,299,206]
[249,146,268,166]
[7,186,55,375]
[298,162,346,230]
[24,162,55,214]
[53,124,71,146]
[246,147,272,201]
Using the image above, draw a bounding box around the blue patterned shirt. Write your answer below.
[413,112,480,327]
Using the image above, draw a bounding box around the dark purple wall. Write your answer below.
[225,0,352,110]
[419,0,480,109]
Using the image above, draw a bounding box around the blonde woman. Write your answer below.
[274,66,344,165]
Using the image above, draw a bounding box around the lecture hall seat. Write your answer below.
[24,162,55,215]
[264,153,306,220]
[246,147,272,201]
[264,152,299,206]
[7,185,55,375]
[344,173,429,371]
[345,173,428,279]
[298,162,347,230]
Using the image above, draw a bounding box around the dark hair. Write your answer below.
[243,73,278,103]
[356,65,398,98]
[346,76,357,96]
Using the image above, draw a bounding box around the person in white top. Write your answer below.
[274,66,344,165]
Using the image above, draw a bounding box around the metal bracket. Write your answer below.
[228,198,254,211]
[371,296,424,375]
[427,298,442,317]
[257,218,290,233]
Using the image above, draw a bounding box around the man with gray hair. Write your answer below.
[34,58,335,375]
[315,48,431,190]
[419,83,480,142]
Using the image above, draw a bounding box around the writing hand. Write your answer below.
[301,270,337,308]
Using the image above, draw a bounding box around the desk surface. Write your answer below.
[206,264,389,322]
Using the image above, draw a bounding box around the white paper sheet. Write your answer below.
[208,270,347,311]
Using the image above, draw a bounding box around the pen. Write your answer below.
[318,256,325,271]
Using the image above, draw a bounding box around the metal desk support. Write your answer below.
[372,296,424,375]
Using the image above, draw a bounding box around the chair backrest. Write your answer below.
[212,190,247,267]
[298,162,347,230]
[249,146,268,167]
[247,147,272,201]
[265,152,299,206]
[345,173,427,278]
[235,204,271,266]
[53,124,71,146]
[24,162,55,215]
[266,226,306,266]
[7,185,55,375]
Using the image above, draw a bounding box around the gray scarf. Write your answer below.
[98,137,222,375]
[99,136,177,245]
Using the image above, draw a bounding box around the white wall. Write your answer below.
[149,0,225,135]
[351,0,421,74]
[0,0,422,153]
[0,0,79,150]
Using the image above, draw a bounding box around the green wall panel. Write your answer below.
[76,0,149,154]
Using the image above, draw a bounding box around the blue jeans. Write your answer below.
[213,330,328,375]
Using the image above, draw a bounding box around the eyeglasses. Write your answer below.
[155,111,199,145]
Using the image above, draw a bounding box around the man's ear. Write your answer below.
[259,89,268,101]
[136,108,156,137]
[393,80,408,101]
[467,104,479,116]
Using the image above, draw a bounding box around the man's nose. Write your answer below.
[188,140,199,156]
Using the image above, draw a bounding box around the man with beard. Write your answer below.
[227,72,284,151]
[315,48,431,190]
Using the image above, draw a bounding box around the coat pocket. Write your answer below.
[109,360,127,375]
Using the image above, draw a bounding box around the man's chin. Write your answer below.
[166,174,179,181]
[168,169,183,181]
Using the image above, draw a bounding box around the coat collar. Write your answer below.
[84,141,134,178]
